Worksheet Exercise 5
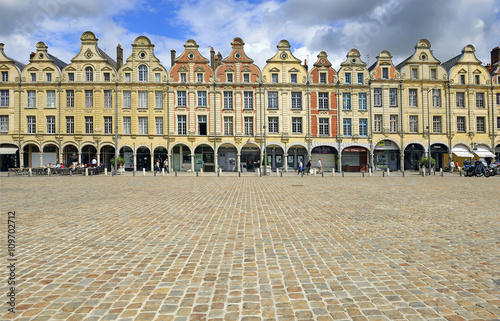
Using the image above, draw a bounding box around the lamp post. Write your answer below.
[209,75,220,172]
[255,75,267,175]
[303,74,312,161]
[426,88,433,175]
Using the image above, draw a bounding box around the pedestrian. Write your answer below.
[450,160,455,172]
[306,160,311,175]
[318,158,323,174]
[91,157,97,167]
[298,160,303,175]
[164,158,169,173]
[155,159,160,175]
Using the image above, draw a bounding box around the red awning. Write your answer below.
[344,148,366,152]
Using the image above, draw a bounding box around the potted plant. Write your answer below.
[110,156,126,173]
[418,156,435,173]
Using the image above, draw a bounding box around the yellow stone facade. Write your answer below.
[1,33,499,172]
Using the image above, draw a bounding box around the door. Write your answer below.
[173,154,180,171]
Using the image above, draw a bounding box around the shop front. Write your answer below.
[311,145,337,172]
[287,146,308,172]
[136,146,151,171]
[451,144,474,168]
[240,145,260,172]
[266,144,285,172]
[63,145,79,166]
[473,144,495,163]
[195,144,215,172]
[404,144,425,170]
[374,140,400,171]
[341,146,368,172]
[0,144,19,171]
[120,146,134,171]
[430,143,449,171]
[100,145,115,170]
[172,144,191,172]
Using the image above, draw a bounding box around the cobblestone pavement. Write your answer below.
[1,175,499,321]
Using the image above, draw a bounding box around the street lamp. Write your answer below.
[209,75,220,173]
[303,74,313,161]
[113,82,119,175]
[426,88,434,175]
[255,75,267,175]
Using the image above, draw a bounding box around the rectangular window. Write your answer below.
[85,90,93,108]
[85,116,93,134]
[409,89,417,107]
[244,91,253,109]
[433,116,441,133]
[243,74,250,83]
[272,73,278,83]
[430,69,436,80]
[46,116,55,134]
[1,90,9,107]
[268,92,278,109]
[197,91,207,107]
[123,91,131,108]
[46,90,55,108]
[0,115,9,132]
[197,73,203,83]
[291,92,302,109]
[227,73,233,82]
[155,91,163,109]
[180,73,187,83]
[320,73,327,84]
[244,117,253,136]
[27,90,36,108]
[198,115,207,135]
[390,115,398,133]
[374,114,382,133]
[343,118,352,136]
[104,90,112,108]
[318,92,328,110]
[268,117,279,133]
[223,91,233,109]
[389,88,397,106]
[409,115,418,133]
[359,118,367,136]
[457,116,466,132]
[412,68,418,79]
[460,74,465,84]
[123,117,131,135]
[497,93,500,105]
[359,93,367,110]
[432,89,441,107]
[374,88,382,106]
[345,73,351,84]
[224,116,233,136]
[475,75,480,84]
[31,73,36,82]
[27,116,36,134]
[177,115,186,135]
[125,73,131,82]
[66,90,74,108]
[1,71,8,82]
[104,116,112,134]
[476,117,485,132]
[319,118,329,136]
[290,74,297,83]
[343,93,351,110]
[155,117,163,135]
[138,91,148,108]
[382,68,389,79]
[66,116,74,134]
[292,117,302,134]
[456,92,465,108]
[497,117,500,130]
[138,117,148,135]
[104,72,110,82]
[357,73,364,84]
[46,73,52,82]
[68,73,74,82]
[155,73,161,82]
[476,93,484,108]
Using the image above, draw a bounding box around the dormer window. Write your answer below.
[460,75,465,84]
[411,68,418,79]
[320,73,326,84]
[430,69,436,80]
[197,73,203,83]
[475,75,480,84]
[155,73,161,82]
[68,73,74,82]
[345,73,351,84]
[138,65,148,82]
[1,71,8,82]
[243,74,250,83]
[290,74,297,83]
[180,73,187,83]
[31,73,36,82]
[272,73,278,83]
[382,68,388,79]
[85,67,93,82]
[227,73,233,82]
[357,73,363,84]
[46,73,52,82]
[125,73,131,82]
[104,72,110,82]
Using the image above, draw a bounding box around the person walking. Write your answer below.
[450,160,455,173]
[306,160,311,175]
[318,158,323,174]
[164,157,169,173]
[298,160,303,175]
[155,159,161,175]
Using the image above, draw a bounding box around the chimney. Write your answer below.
[30,52,36,60]
[217,52,222,69]
[304,59,308,72]
[491,46,500,66]
[210,47,215,71]
[171,49,176,68]
[116,44,123,70]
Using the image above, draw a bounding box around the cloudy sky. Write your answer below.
[1,0,499,70]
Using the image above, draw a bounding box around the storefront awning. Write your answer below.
[0,147,18,155]
[474,146,495,158]
[452,145,473,158]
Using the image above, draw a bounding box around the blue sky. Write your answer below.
[1,0,499,69]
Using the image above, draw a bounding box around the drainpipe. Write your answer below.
[448,82,452,164]
[399,80,404,171]
[307,77,311,161]
[337,80,341,171]
[114,82,118,175]
[369,80,373,172]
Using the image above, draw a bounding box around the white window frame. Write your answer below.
[155,117,163,135]
[343,93,351,110]
[268,92,278,109]
[320,73,327,84]
[1,71,8,82]
[343,118,352,136]
[456,92,465,108]
[390,115,398,133]
[177,115,186,135]
[359,118,367,136]
[155,91,163,109]
[223,91,233,109]
[0,115,8,132]
[318,92,328,110]
[197,91,207,107]
[433,116,441,133]
[138,91,148,109]
[27,116,36,134]
[432,89,441,107]
[243,74,250,83]
[46,90,55,108]
[125,73,131,82]
[123,117,131,135]
[27,90,36,108]
[68,73,74,82]
[476,117,485,132]
[46,116,56,134]
[292,117,302,134]
[104,90,112,108]
[319,118,329,136]
[476,93,484,108]
[46,73,52,82]
[31,73,36,82]
[290,74,297,83]
[226,73,233,83]
[197,73,203,83]
[123,91,131,109]
[138,65,148,82]
[85,90,93,108]
[85,67,93,82]
[374,115,382,133]
[457,116,465,132]
[389,88,397,107]
[66,90,74,108]
[66,116,74,134]
[224,116,233,136]
[409,116,418,133]
[1,90,9,107]
[138,117,148,135]
[104,116,112,134]
[409,89,417,107]
[382,68,389,79]
[85,116,93,134]
[359,93,367,110]
[271,73,278,83]
[374,88,382,106]
[244,91,253,109]
[268,117,279,133]
[291,92,302,109]
[155,73,161,82]
[244,117,253,136]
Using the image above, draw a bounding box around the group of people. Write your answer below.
[154,158,169,174]
[297,159,323,175]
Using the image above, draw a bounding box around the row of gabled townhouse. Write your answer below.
[0,32,499,172]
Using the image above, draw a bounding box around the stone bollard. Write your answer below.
[369,168,372,177]
[85,167,88,176]
[342,171,344,177]
[386,168,390,177]
[332,170,335,177]
[200,168,203,177]
[383,171,385,177]
[143,168,146,176]
[162,168,165,176]
[314,169,316,176]
[29,168,32,176]
[105,168,108,176]
[48,168,51,176]
[257,168,260,176]
[440,168,443,177]
[402,171,405,177]
[276,169,279,177]
[362,171,365,177]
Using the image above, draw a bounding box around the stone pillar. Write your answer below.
[400,153,405,171]
[237,153,241,172]
[97,148,101,167]
[284,154,288,172]
[370,150,375,173]
[78,151,82,164]
[191,153,195,172]
[150,152,154,172]
[20,150,24,168]
[338,151,342,172]
[133,153,137,172]
[293,149,297,169]
[272,149,276,169]
[39,152,44,168]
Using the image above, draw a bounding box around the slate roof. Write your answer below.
[395,55,412,71]
[368,61,377,71]
[97,47,117,70]
[47,53,67,71]
[441,54,462,72]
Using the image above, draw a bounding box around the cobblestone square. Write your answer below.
[1,175,499,320]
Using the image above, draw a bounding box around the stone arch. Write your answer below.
[373,138,401,151]
[404,141,426,152]
[286,142,307,154]
[239,141,260,153]
[170,142,192,154]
